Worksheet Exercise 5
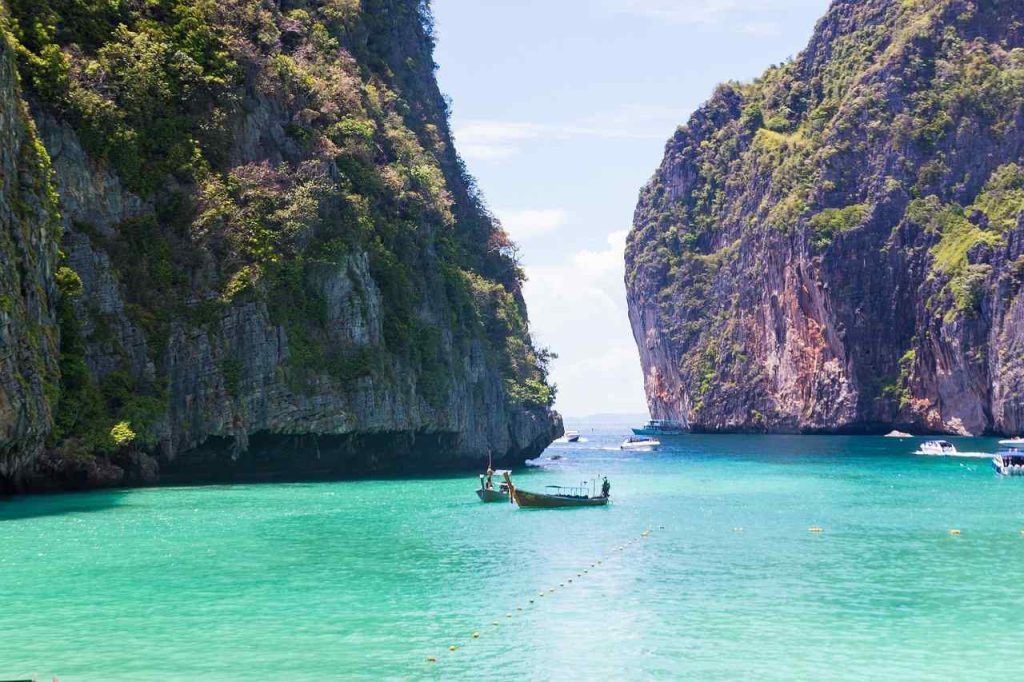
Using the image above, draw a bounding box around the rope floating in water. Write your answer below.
[428,527,661,666]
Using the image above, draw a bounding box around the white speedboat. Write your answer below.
[621,436,660,451]
[918,440,957,455]
[565,430,581,443]
[999,437,1024,446]
[992,449,1024,476]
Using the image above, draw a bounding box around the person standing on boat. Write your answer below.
[485,468,495,490]
[601,477,611,498]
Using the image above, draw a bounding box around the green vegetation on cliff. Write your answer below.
[0,0,557,485]
[626,0,1024,435]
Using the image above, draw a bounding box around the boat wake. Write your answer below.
[914,450,993,459]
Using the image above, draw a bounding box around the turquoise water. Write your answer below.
[3,428,1023,680]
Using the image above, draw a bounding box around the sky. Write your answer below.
[432,0,830,418]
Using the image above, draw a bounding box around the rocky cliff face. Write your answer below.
[0,27,60,478]
[626,0,1024,435]
[0,0,559,492]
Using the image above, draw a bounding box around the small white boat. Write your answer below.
[918,440,957,455]
[999,437,1024,445]
[885,430,912,438]
[621,436,660,451]
[564,430,581,443]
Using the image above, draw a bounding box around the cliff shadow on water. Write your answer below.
[159,428,554,485]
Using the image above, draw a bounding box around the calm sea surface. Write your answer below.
[2,424,1022,680]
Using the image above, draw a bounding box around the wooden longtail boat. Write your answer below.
[503,472,609,509]
[512,488,609,508]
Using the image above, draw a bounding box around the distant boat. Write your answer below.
[632,419,685,436]
[999,437,1024,445]
[992,449,1024,476]
[565,430,581,443]
[476,470,511,503]
[918,440,957,455]
[621,436,660,451]
[503,472,609,508]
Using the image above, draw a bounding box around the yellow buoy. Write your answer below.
[809,527,824,533]
[449,645,457,652]
[517,606,523,611]
[506,613,512,618]
[492,621,499,626]
[426,656,437,663]
[733,527,744,533]
[472,632,480,639]
[529,599,534,604]
[950,529,962,536]
[568,579,573,583]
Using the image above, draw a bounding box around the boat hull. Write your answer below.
[993,460,1024,476]
[476,488,508,503]
[513,489,608,508]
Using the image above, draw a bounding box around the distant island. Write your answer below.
[0,0,559,493]
[626,0,1024,437]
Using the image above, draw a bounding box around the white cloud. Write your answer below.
[453,106,674,162]
[454,121,543,161]
[523,230,648,416]
[605,0,804,27]
[496,209,569,240]
[606,0,745,23]
[741,21,782,37]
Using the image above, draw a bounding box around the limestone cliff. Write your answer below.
[626,0,1024,435]
[0,26,60,478]
[0,0,559,491]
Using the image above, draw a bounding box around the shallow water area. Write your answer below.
[2,425,1022,680]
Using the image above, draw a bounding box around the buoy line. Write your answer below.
[425,526,661,666]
